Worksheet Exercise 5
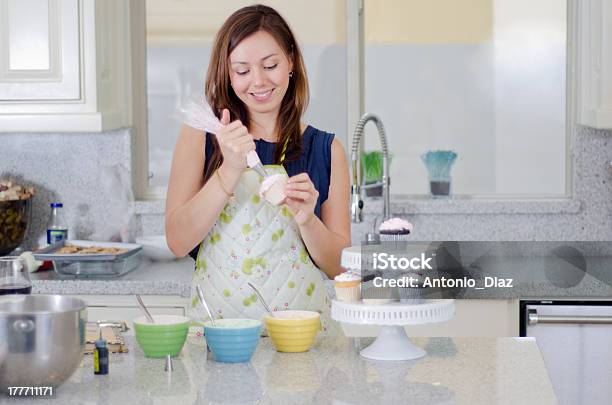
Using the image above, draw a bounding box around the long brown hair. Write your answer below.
[204,4,309,181]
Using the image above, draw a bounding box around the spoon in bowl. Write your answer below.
[136,295,155,324]
[247,282,275,318]
[196,285,216,326]
[195,285,216,357]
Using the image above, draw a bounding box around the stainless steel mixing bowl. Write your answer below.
[0,295,87,391]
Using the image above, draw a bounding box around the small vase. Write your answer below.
[429,178,451,197]
[364,182,383,197]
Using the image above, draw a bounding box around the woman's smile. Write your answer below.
[250,88,274,102]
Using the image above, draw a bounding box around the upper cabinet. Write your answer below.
[576,0,612,129]
[0,0,131,132]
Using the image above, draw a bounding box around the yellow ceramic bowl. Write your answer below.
[264,310,321,353]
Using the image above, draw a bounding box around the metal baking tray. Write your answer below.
[35,240,142,261]
[34,240,143,277]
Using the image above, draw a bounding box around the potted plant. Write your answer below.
[361,151,389,197]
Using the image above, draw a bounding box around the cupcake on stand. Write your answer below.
[333,272,362,302]
[332,249,455,361]
[378,217,413,242]
[397,271,428,304]
[378,217,417,301]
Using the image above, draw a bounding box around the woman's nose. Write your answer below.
[252,67,265,86]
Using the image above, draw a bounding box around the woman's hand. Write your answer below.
[285,173,319,226]
[217,109,255,175]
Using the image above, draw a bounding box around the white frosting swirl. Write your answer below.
[379,217,413,232]
[259,174,287,195]
[334,272,361,282]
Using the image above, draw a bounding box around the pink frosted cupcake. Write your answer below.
[378,217,413,242]
[259,174,288,206]
[333,272,362,302]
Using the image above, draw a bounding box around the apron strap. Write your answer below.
[279,136,290,164]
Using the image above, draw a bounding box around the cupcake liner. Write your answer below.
[362,285,394,305]
[334,286,361,302]
[379,234,411,242]
[398,286,428,304]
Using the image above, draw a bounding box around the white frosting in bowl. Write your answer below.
[133,315,189,326]
[204,318,261,329]
[265,310,320,320]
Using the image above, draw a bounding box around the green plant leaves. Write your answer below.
[361,151,392,184]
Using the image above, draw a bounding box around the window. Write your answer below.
[361,0,568,196]
[134,0,569,199]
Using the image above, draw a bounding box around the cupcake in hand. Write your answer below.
[259,174,288,206]
[333,272,362,302]
[378,217,413,242]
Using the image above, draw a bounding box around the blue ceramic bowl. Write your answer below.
[204,319,262,363]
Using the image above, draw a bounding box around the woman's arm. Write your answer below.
[165,125,242,257]
[166,108,257,257]
[285,138,351,278]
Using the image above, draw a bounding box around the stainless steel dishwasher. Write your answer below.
[521,300,612,405]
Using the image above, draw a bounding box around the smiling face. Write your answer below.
[229,30,293,116]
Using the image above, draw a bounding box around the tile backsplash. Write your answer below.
[1,129,133,249]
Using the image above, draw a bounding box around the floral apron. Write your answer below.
[189,165,331,330]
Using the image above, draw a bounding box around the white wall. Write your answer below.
[363,0,567,196]
[493,0,566,195]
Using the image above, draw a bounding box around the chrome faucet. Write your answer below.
[350,113,390,223]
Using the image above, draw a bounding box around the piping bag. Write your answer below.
[178,99,269,178]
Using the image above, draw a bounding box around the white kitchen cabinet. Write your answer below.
[70,295,190,335]
[75,296,519,337]
[341,299,520,338]
[576,0,612,129]
[0,0,132,132]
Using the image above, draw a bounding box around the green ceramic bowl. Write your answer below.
[133,315,189,358]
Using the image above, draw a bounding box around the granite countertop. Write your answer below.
[461,256,612,299]
[30,258,195,297]
[3,335,557,404]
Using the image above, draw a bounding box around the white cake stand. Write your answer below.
[338,245,456,360]
[332,299,455,361]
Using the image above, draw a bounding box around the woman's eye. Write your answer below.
[236,70,249,76]
[264,64,278,70]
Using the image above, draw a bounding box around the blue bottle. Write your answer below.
[93,337,109,375]
[47,202,68,244]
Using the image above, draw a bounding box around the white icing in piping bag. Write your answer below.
[178,98,268,177]
[246,150,268,178]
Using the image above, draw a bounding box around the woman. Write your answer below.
[165,5,350,322]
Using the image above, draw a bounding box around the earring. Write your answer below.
[289,71,294,78]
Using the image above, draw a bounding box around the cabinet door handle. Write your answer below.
[528,309,612,325]
[97,320,129,332]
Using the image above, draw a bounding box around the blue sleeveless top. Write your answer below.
[190,126,335,261]
[204,125,335,218]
